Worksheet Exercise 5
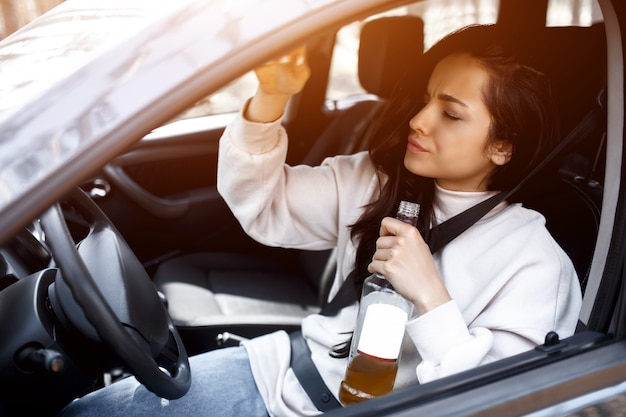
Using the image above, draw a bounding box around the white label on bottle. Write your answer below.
[356,303,408,360]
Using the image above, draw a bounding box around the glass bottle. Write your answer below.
[338,200,420,405]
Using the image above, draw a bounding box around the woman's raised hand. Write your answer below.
[245,46,310,123]
[256,46,310,96]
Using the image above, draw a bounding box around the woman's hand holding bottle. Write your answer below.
[368,217,451,315]
[245,46,310,123]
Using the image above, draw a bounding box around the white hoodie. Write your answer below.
[216,109,582,417]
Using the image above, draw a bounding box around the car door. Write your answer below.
[84,114,240,267]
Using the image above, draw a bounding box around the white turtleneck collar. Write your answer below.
[432,183,507,225]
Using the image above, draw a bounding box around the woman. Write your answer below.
[58,25,582,417]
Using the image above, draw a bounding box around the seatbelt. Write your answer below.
[289,332,342,410]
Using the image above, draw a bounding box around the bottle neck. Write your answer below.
[396,200,420,226]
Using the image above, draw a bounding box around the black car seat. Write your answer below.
[505,23,606,293]
[152,16,425,353]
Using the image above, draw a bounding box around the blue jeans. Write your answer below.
[57,346,269,417]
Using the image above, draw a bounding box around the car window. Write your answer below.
[173,71,257,121]
[171,0,500,121]
[171,0,603,122]
[325,0,500,109]
[547,0,603,27]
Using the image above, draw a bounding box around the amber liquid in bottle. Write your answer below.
[338,352,399,405]
[338,201,420,405]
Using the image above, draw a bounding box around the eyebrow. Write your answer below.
[437,92,469,108]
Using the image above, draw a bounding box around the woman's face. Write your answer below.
[404,53,510,191]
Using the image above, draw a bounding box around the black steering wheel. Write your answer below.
[40,188,191,400]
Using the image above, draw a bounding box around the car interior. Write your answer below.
[150,7,607,354]
[1,0,620,415]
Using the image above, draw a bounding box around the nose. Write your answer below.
[409,104,430,136]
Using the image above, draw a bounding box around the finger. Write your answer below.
[374,235,395,251]
[379,217,411,237]
[257,58,282,72]
[380,217,425,243]
[290,46,307,66]
[259,53,292,68]
[371,246,392,262]
[270,46,306,66]
[368,256,395,277]
[367,259,383,274]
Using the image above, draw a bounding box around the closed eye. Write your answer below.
[443,111,461,121]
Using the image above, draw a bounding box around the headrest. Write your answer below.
[509,24,606,134]
[358,16,424,98]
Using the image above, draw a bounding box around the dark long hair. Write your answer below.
[331,25,560,357]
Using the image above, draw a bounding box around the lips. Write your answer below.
[407,135,427,153]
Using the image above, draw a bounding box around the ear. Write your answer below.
[489,140,513,166]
